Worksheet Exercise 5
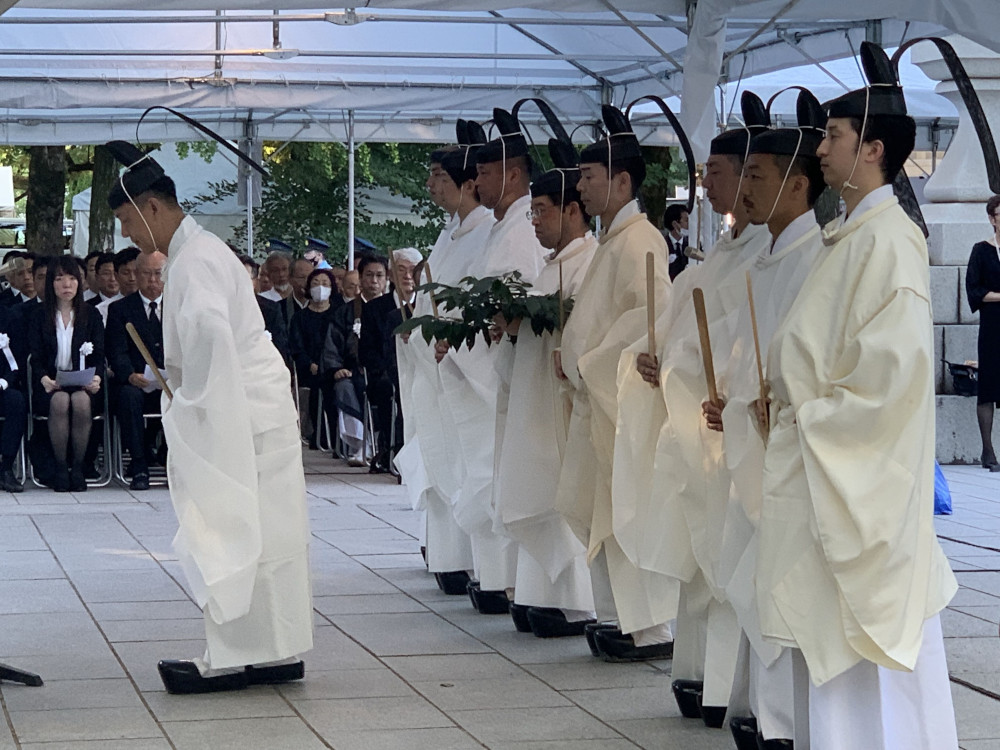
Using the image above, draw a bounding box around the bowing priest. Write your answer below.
[107,141,312,695]
[554,104,673,662]
[394,126,494,597]
[618,94,771,721]
[492,136,599,637]
[699,89,827,750]
[437,107,546,614]
[753,42,958,749]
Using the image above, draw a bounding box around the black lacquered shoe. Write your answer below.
[527,608,594,638]
[246,660,304,686]
[594,629,674,663]
[509,603,533,632]
[470,586,510,615]
[700,703,727,729]
[584,622,619,657]
[158,660,248,695]
[434,570,470,596]
[729,715,759,750]
[0,468,23,493]
[672,679,704,718]
[759,738,794,749]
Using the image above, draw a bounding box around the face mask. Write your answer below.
[310,285,332,302]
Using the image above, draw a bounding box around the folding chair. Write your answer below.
[111,409,167,487]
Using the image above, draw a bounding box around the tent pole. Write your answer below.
[348,109,355,270]
[246,171,254,255]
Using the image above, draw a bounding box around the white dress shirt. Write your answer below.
[55,311,74,371]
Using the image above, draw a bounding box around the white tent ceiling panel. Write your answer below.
[17,1,676,10]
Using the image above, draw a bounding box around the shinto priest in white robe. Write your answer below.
[162,215,312,670]
[493,233,597,613]
[395,205,494,573]
[555,200,672,633]
[715,210,821,740]
[758,185,958,748]
[441,193,544,589]
[613,220,768,698]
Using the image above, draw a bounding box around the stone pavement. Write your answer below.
[0,454,994,749]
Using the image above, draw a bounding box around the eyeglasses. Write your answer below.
[526,206,557,220]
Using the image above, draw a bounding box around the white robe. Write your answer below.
[555,203,673,634]
[441,194,545,588]
[162,215,312,670]
[757,188,957,688]
[395,207,493,573]
[494,233,598,612]
[714,212,822,740]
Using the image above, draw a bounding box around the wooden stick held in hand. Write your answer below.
[558,261,565,331]
[692,287,720,407]
[645,252,656,355]
[423,263,440,319]
[745,271,766,404]
[125,322,172,400]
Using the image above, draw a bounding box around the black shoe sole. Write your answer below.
[584,623,618,656]
[594,630,674,663]
[471,587,510,615]
[527,608,593,638]
[158,660,248,695]
[701,704,727,729]
[729,716,760,750]
[435,571,471,596]
[246,661,304,685]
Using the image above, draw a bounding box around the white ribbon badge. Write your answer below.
[79,341,94,371]
[0,333,16,372]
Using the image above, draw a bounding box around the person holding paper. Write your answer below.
[105,251,166,491]
[107,139,311,695]
[0,305,27,493]
[28,255,104,493]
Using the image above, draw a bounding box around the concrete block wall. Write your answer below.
[928,218,988,464]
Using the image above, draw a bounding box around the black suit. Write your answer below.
[0,288,23,310]
[28,303,105,414]
[257,296,289,365]
[359,293,405,455]
[106,293,164,476]
[0,305,27,468]
[666,233,689,281]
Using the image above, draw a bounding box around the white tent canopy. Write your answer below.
[0,1,994,149]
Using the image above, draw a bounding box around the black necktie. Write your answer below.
[148,301,164,367]
[148,300,159,325]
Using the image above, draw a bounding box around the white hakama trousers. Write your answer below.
[425,489,474,574]
[794,614,958,750]
[513,543,595,615]
[202,423,313,670]
[604,537,677,641]
[589,548,618,623]
[727,635,796,741]
[472,529,518,591]
[671,569,739,706]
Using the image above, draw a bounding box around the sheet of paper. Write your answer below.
[142,364,168,394]
[55,367,96,389]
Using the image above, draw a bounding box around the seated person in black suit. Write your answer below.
[105,251,166,491]
[290,268,338,451]
[87,252,120,306]
[0,304,28,492]
[0,251,34,308]
[359,248,419,473]
[29,256,105,492]
[236,253,290,365]
[96,247,141,324]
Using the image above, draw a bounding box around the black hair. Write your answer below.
[305,268,336,291]
[772,154,827,207]
[135,176,179,207]
[612,157,647,198]
[662,203,688,230]
[113,247,141,272]
[429,148,452,166]
[84,250,103,263]
[94,252,115,274]
[847,114,916,184]
[2,250,24,263]
[43,255,88,334]
[73,257,87,275]
[235,253,259,278]
[988,195,1000,218]
[357,254,389,276]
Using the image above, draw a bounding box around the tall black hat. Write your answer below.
[475,108,529,165]
[106,105,268,211]
[530,139,582,205]
[750,88,827,159]
[441,118,487,186]
[579,105,643,167]
[711,91,771,159]
[825,43,907,119]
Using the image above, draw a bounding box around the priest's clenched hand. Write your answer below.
[636,352,659,387]
[434,340,449,363]
[553,349,567,381]
[749,397,771,442]
[702,399,725,432]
